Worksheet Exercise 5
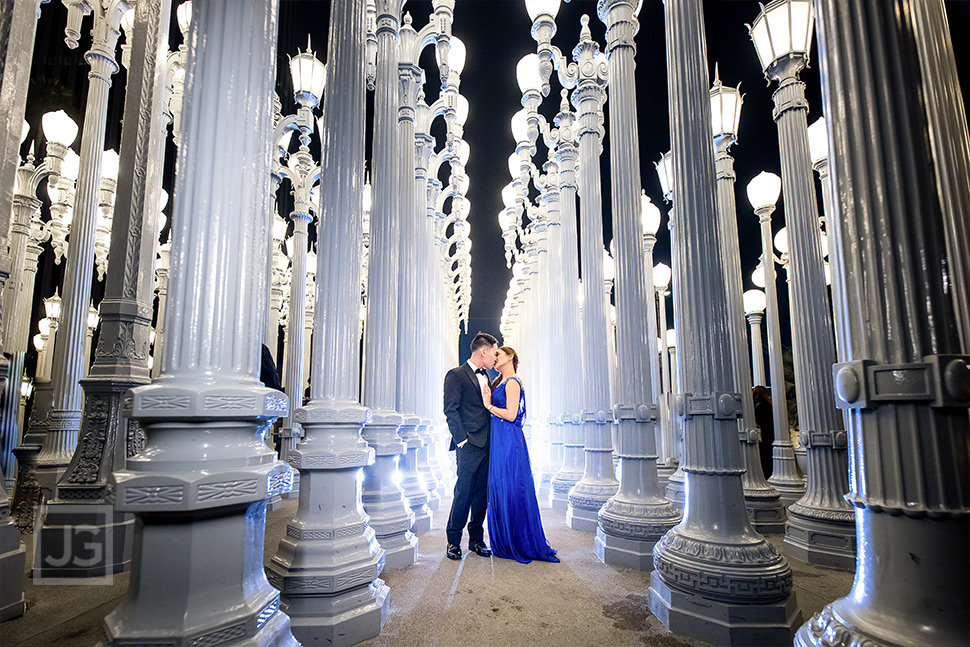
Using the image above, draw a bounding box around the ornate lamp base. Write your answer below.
[784,505,856,570]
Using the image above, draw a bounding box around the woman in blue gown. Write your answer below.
[481,346,559,564]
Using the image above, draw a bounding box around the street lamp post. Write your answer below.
[104,0,295,642]
[797,2,970,644]
[749,0,855,569]
[649,1,799,642]
[743,289,767,387]
[358,0,419,569]
[710,68,785,533]
[747,173,806,508]
[265,0,391,642]
[39,0,132,495]
[562,17,617,534]
[652,262,675,483]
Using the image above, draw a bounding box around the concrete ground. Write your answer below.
[1,491,853,647]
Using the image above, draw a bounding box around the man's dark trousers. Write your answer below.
[446,443,489,546]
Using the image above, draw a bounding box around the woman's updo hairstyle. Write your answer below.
[500,346,519,372]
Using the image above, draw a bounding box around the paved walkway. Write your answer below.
[1,489,853,646]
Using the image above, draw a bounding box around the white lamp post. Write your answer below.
[743,289,768,386]
[747,171,806,508]
[749,0,855,569]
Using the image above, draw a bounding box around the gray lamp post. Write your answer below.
[798,1,969,644]
[546,94,585,511]
[710,68,785,533]
[747,173,806,508]
[595,0,679,569]
[748,0,855,569]
[359,0,418,569]
[648,1,800,643]
[104,0,296,642]
[652,262,675,483]
[743,289,767,387]
[40,0,132,496]
[265,0,391,642]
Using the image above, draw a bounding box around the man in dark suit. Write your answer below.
[443,331,499,560]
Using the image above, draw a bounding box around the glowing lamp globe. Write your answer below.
[774,227,789,255]
[120,7,135,34]
[21,120,29,144]
[746,171,782,210]
[653,262,672,289]
[87,305,100,330]
[743,289,767,314]
[62,149,81,182]
[456,94,469,126]
[752,263,767,288]
[101,149,120,182]
[666,329,677,348]
[508,153,520,180]
[748,0,815,73]
[362,182,372,212]
[459,139,471,166]
[655,151,673,200]
[438,36,466,76]
[38,318,51,336]
[176,1,193,37]
[501,183,516,209]
[511,109,529,144]
[516,54,542,94]
[42,110,79,147]
[603,248,615,282]
[808,116,828,166]
[525,0,560,21]
[640,190,661,235]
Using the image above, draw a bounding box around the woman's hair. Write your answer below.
[500,346,519,372]
[752,385,772,405]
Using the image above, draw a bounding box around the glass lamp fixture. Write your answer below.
[641,190,661,235]
[525,0,561,21]
[746,170,782,209]
[774,226,789,255]
[101,148,120,182]
[824,262,832,286]
[498,210,510,231]
[272,216,287,242]
[516,53,542,94]
[819,231,829,258]
[284,237,294,259]
[807,116,828,166]
[603,248,615,282]
[437,36,466,76]
[456,94,469,126]
[33,333,45,352]
[710,66,743,141]
[655,151,673,200]
[752,263,767,288]
[306,250,317,275]
[38,317,51,336]
[457,174,470,195]
[120,7,135,35]
[507,152,521,180]
[743,289,768,314]
[653,262,672,289]
[63,149,81,182]
[362,182,372,213]
[21,119,29,144]
[289,38,327,108]
[511,109,529,144]
[747,0,815,72]
[45,294,62,324]
[458,139,470,166]
[87,305,100,330]
[176,1,193,38]
[666,328,677,348]
[21,377,34,400]
[42,110,79,147]
[501,183,517,209]
[610,304,616,325]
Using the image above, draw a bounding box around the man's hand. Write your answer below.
[482,384,491,407]
[458,439,467,448]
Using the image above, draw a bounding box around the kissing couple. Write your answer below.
[442,332,559,564]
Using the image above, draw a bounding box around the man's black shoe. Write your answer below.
[446,544,462,560]
[468,541,492,557]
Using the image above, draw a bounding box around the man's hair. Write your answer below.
[470,331,498,353]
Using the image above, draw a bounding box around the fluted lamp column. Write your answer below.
[799,1,970,644]
[652,262,675,483]
[566,17,618,533]
[749,0,855,568]
[266,0,391,642]
[649,0,800,643]
[38,0,131,497]
[104,0,296,642]
[359,0,418,569]
[594,0,679,568]
[710,68,785,532]
[747,174,806,508]
[743,290,767,387]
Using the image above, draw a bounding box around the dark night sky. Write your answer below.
[23,0,970,368]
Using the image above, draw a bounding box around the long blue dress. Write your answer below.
[487,377,560,564]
